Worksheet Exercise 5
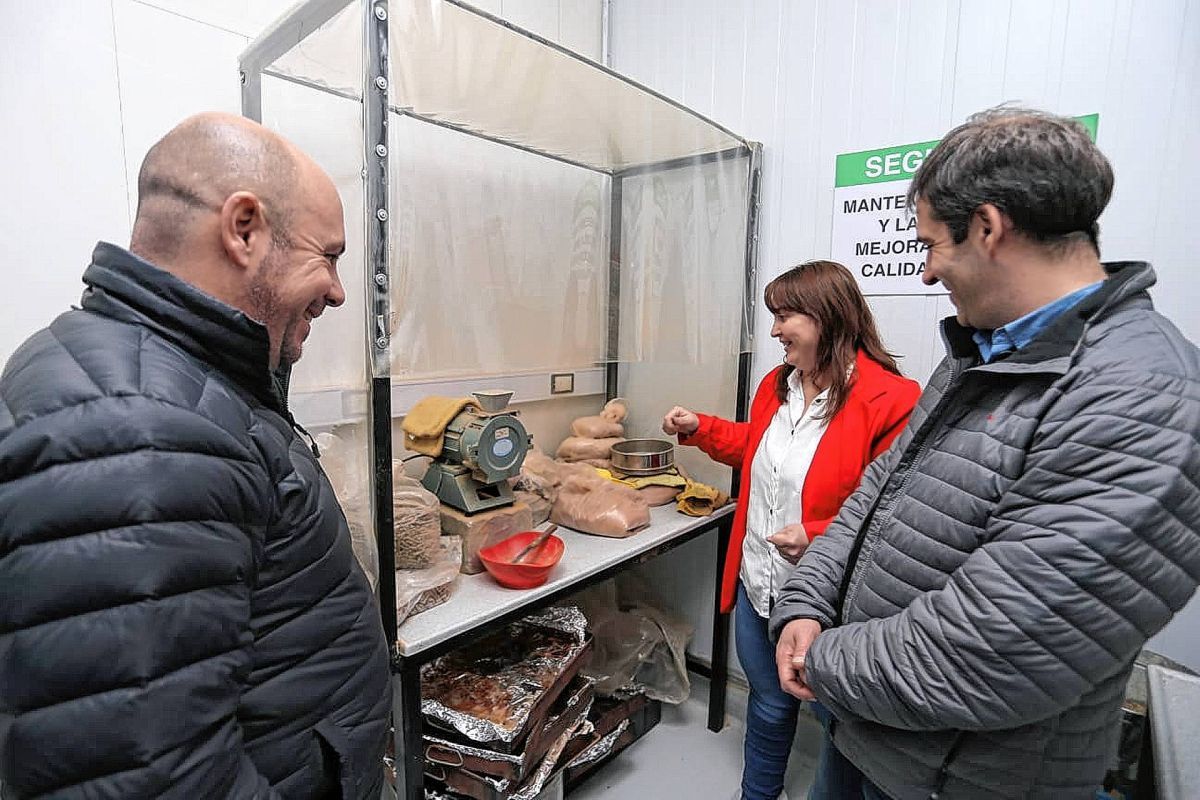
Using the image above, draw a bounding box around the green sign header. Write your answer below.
[834,113,1100,188]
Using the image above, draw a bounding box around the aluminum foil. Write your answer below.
[427,722,577,799]
[457,769,511,794]
[423,734,523,767]
[424,720,593,800]
[528,681,593,750]
[509,713,588,800]
[422,690,595,777]
[421,607,589,744]
[565,719,629,770]
[528,605,588,642]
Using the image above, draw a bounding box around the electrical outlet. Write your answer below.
[550,372,575,395]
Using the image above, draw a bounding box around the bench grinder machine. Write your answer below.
[421,390,533,514]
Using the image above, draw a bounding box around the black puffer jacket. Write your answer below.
[0,243,392,799]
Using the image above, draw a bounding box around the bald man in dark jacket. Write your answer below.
[0,114,391,799]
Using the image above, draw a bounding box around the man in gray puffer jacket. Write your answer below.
[0,114,391,798]
[771,107,1200,799]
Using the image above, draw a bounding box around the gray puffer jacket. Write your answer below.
[0,244,392,798]
[771,261,1200,799]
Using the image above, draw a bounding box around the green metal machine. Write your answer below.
[420,390,533,514]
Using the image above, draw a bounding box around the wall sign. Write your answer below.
[831,114,1099,295]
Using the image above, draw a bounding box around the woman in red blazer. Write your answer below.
[663,261,920,800]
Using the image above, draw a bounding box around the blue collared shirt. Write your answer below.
[972,281,1105,363]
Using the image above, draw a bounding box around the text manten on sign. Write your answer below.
[831,114,1099,295]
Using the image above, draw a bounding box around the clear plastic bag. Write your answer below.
[551,470,650,538]
[316,430,379,593]
[520,450,649,537]
[392,465,442,569]
[514,489,553,526]
[570,416,624,439]
[396,535,461,627]
[555,436,623,462]
[513,448,560,506]
[565,573,693,704]
[600,397,628,423]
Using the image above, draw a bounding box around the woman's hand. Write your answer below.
[766,524,810,564]
[662,406,700,436]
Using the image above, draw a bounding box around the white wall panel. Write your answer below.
[613,0,1200,674]
[1136,0,1200,667]
[1058,0,1123,115]
[998,0,1063,107]
[501,0,559,43]
[0,2,130,369]
[1147,0,1200,340]
[680,0,715,112]
[112,0,248,222]
[1099,0,1198,351]
[895,0,958,138]
[949,1,1011,119]
[846,0,902,145]
[608,0,651,85]
[1102,2,1181,262]
[651,1,687,104]
[740,0,785,389]
[131,0,296,37]
[709,0,748,131]
[806,0,861,262]
[868,295,942,385]
[558,0,602,62]
[771,0,820,299]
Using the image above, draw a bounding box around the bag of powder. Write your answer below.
[393,466,442,569]
[556,436,623,462]
[570,415,625,439]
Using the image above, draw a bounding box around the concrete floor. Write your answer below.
[570,675,822,800]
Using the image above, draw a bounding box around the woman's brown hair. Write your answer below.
[764,260,901,418]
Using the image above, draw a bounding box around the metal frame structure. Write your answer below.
[363,0,398,651]
[240,2,763,796]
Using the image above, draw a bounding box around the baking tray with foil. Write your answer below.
[423,676,594,783]
[424,712,587,800]
[420,606,592,751]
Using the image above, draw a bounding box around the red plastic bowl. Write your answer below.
[478,530,565,589]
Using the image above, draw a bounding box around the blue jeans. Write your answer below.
[808,702,892,800]
[735,582,800,800]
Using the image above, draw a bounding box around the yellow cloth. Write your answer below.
[676,480,730,517]
[594,467,688,490]
[401,396,478,457]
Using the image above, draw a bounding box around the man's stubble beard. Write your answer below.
[246,247,303,368]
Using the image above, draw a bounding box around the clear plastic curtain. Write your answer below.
[388,117,609,379]
[616,156,750,488]
[255,0,754,491]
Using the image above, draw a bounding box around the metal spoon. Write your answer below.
[510,524,559,564]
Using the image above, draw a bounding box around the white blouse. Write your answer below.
[740,369,831,618]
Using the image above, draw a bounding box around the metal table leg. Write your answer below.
[707,514,733,732]
[394,657,424,800]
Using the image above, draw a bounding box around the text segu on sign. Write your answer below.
[830,114,1099,295]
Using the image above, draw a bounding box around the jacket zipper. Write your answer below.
[928,732,966,799]
[294,419,322,459]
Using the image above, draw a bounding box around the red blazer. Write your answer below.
[680,351,921,613]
